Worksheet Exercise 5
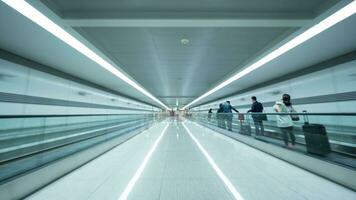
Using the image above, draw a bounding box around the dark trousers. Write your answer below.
[280,126,295,145]
[253,119,264,135]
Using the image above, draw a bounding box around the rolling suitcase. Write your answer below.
[302,111,331,156]
[239,114,251,136]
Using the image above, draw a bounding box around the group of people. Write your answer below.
[207,93,298,149]
[207,97,264,134]
[211,101,239,131]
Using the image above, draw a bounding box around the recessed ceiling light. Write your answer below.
[181,38,190,45]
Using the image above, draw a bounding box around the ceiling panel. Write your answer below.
[76,27,291,106]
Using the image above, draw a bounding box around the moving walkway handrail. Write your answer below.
[0,114,158,186]
[195,112,356,116]
[191,111,356,169]
[0,119,149,163]
[0,113,156,118]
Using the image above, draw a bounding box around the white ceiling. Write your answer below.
[1,0,353,108]
[75,27,293,106]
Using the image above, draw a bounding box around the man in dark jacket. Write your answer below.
[217,104,226,129]
[247,96,264,136]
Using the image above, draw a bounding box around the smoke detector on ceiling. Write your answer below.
[181,38,189,45]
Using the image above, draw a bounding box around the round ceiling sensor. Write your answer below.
[181,38,189,45]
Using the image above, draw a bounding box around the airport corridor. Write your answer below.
[25,119,356,200]
[1,1,356,199]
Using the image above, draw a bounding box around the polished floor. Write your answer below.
[26,119,356,200]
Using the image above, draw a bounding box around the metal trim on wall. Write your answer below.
[193,91,356,111]
[0,49,157,108]
[0,92,153,112]
[194,51,356,108]
[236,91,356,109]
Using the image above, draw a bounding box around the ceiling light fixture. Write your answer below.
[1,0,169,110]
[183,1,356,109]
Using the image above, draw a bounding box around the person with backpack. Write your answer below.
[247,96,264,136]
[222,101,239,131]
[274,94,299,148]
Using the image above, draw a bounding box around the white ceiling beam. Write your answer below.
[65,18,311,28]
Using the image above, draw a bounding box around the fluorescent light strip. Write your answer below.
[1,0,169,110]
[183,1,356,109]
[182,122,244,200]
[118,123,169,200]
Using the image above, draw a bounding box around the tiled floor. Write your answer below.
[26,120,356,200]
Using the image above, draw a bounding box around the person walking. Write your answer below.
[208,108,213,122]
[222,101,239,131]
[274,94,298,148]
[247,96,264,136]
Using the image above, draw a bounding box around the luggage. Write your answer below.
[239,114,251,136]
[261,113,268,121]
[252,113,268,121]
[238,113,245,120]
[240,124,251,135]
[302,111,331,156]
